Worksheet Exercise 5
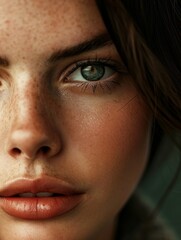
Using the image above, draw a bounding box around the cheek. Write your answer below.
[61,94,151,188]
[58,93,152,221]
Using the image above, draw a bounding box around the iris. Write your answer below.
[81,65,105,81]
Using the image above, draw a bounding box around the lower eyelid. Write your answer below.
[79,77,121,94]
[62,73,122,94]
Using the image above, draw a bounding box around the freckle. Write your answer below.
[33,35,37,41]
[5,32,10,37]
[5,20,10,24]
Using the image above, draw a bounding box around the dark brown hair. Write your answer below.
[96,0,181,134]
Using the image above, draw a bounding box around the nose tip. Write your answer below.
[7,129,61,160]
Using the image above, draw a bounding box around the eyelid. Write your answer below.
[59,58,128,82]
[56,57,128,95]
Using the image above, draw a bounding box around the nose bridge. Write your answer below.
[14,78,45,128]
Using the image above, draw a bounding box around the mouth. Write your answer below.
[0,177,84,220]
[13,192,64,197]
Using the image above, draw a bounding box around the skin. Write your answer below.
[0,0,152,239]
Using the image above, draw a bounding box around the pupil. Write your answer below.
[81,65,105,81]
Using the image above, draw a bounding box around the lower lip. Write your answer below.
[0,195,82,220]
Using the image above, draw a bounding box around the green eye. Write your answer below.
[68,62,115,82]
[81,65,105,81]
[62,59,126,94]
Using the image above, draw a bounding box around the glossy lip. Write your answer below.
[0,177,84,220]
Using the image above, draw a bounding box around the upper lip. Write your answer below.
[0,177,83,197]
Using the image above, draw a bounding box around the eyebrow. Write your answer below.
[48,33,112,63]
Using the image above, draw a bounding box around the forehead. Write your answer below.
[0,0,105,60]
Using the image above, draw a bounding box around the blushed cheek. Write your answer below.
[64,94,152,184]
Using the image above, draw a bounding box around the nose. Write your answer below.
[8,126,61,160]
[6,86,62,161]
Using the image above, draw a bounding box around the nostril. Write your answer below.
[11,148,22,155]
[9,145,52,159]
[38,146,51,155]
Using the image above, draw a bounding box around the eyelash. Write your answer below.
[60,58,128,94]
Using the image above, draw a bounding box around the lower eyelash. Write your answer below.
[74,79,121,94]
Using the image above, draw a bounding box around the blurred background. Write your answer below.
[138,134,181,239]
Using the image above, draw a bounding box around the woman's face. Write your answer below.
[0,1,151,240]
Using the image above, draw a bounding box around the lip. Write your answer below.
[0,177,84,220]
